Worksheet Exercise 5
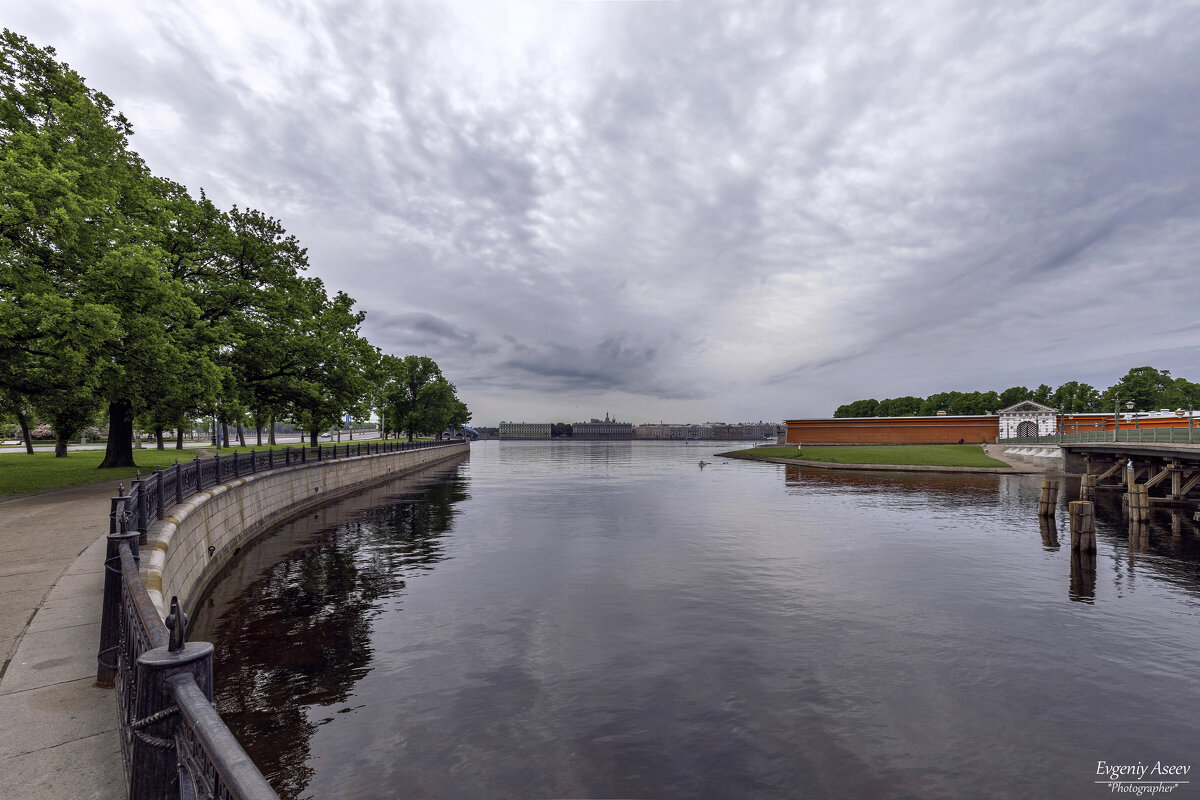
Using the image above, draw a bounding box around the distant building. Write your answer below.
[573,412,633,440]
[499,421,551,439]
[634,424,671,439]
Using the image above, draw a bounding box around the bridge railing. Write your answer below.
[998,429,1199,446]
[96,439,454,799]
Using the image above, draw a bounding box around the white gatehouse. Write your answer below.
[998,400,1058,439]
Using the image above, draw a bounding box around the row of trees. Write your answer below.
[0,30,467,465]
[834,367,1200,418]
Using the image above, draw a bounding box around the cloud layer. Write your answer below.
[12,0,1200,423]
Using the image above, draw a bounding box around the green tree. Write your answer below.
[379,355,470,441]
[1102,366,1177,411]
[287,287,373,446]
[875,396,923,416]
[0,30,208,466]
[999,386,1032,408]
[833,399,879,418]
[1051,381,1101,413]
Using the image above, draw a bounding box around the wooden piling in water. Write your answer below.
[1038,480,1059,517]
[1127,483,1150,523]
[1069,500,1096,552]
[1080,474,1096,502]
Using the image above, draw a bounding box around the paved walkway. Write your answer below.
[0,482,124,800]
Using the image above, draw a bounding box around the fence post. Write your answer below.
[128,597,213,800]
[130,477,149,545]
[96,497,140,686]
[155,470,165,520]
[301,445,306,464]
[317,444,322,462]
[232,451,240,479]
[175,461,183,506]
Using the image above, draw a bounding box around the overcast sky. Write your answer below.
[9,1,1200,425]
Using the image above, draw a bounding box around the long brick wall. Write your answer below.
[784,417,999,445]
[142,442,469,618]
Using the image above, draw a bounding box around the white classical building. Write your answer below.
[998,400,1058,439]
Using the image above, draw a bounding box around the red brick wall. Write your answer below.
[784,417,999,445]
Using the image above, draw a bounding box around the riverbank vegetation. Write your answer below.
[723,445,1011,469]
[0,30,468,467]
[834,367,1200,418]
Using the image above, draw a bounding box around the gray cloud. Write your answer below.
[11,0,1200,423]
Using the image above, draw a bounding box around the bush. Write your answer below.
[31,423,54,439]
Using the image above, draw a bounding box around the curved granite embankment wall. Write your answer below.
[142,442,469,617]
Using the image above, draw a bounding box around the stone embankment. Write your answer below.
[0,440,468,800]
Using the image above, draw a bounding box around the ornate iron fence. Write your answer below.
[96,439,454,799]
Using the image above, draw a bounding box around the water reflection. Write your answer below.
[1069,551,1097,602]
[1038,517,1060,550]
[190,459,468,800]
[195,444,1200,799]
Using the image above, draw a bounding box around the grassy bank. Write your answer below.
[722,444,1011,469]
[0,437,438,497]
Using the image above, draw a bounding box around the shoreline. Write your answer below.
[716,450,1045,475]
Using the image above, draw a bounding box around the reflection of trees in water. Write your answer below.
[205,470,468,800]
[784,465,1200,602]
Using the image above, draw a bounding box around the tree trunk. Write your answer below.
[219,419,230,450]
[155,425,165,450]
[176,427,184,449]
[14,406,34,455]
[54,435,68,457]
[268,414,276,445]
[236,423,245,447]
[99,400,136,468]
[310,428,319,447]
[256,424,262,447]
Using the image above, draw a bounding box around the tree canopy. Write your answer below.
[0,30,468,462]
[833,367,1200,418]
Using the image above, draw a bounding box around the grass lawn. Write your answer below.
[0,437,442,496]
[0,449,189,496]
[723,444,1011,468]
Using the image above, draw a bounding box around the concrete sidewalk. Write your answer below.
[0,482,125,799]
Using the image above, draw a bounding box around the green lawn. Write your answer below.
[722,444,1011,468]
[0,449,187,496]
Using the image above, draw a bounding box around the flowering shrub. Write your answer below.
[31,423,55,439]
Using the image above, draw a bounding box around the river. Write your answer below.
[190,440,1200,799]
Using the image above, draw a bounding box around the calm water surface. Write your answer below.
[191,441,1200,799]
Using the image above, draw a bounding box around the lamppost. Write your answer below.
[1126,401,1134,440]
[1113,396,1120,442]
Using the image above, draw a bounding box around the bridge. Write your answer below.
[1000,431,1200,507]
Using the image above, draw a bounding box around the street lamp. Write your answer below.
[1113,396,1120,442]
[1126,401,1135,440]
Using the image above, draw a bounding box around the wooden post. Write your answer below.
[1080,474,1096,502]
[1038,480,1059,517]
[1069,500,1096,552]
[1128,483,1150,523]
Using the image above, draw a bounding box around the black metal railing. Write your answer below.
[96,439,455,799]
